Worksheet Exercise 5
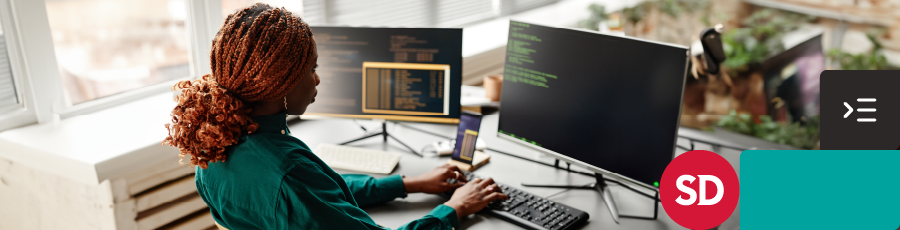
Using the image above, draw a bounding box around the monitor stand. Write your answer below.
[521,173,659,224]
[339,120,422,157]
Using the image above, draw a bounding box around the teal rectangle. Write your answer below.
[742,150,900,229]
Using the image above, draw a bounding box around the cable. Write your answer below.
[351,119,368,132]
[420,144,437,155]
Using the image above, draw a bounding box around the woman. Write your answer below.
[163,3,507,230]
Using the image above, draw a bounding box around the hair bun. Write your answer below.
[163,74,257,169]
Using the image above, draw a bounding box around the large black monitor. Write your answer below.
[497,21,688,190]
[305,27,462,124]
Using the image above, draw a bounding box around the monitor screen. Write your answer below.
[305,27,462,123]
[497,21,688,189]
[452,112,483,165]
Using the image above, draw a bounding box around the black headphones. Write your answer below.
[699,25,727,73]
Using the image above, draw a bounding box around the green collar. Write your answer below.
[251,112,291,135]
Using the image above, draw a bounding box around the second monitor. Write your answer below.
[498,20,688,191]
[306,27,462,124]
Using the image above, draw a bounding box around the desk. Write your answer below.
[289,114,743,230]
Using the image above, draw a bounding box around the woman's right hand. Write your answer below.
[443,177,510,219]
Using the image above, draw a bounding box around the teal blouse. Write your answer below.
[195,113,459,229]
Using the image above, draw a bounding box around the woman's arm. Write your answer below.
[342,164,467,206]
[395,204,460,230]
[282,165,459,229]
[341,174,407,206]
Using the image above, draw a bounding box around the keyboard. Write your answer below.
[312,143,401,174]
[441,171,589,230]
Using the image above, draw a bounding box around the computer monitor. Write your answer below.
[304,27,463,124]
[497,21,688,191]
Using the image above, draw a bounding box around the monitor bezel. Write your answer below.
[496,20,691,192]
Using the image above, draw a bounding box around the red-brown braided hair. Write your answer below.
[163,3,315,169]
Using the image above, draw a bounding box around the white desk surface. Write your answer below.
[290,114,743,230]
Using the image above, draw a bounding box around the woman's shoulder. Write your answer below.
[238,133,320,168]
[200,134,327,185]
[245,133,312,150]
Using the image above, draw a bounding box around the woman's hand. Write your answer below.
[402,164,468,194]
[443,177,509,219]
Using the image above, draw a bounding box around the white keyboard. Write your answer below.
[313,143,402,174]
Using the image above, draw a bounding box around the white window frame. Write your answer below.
[0,0,55,131]
[0,0,30,131]
[0,0,223,131]
[186,0,223,81]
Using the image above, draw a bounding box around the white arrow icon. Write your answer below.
[844,102,853,118]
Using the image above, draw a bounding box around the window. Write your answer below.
[221,0,560,28]
[44,0,191,105]
[0,0,563,130]
[0,17,18,114]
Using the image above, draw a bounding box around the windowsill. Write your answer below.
[0,92,178,185]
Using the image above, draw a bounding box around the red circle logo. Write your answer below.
[660,150,739,229]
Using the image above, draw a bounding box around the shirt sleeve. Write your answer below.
[280,164,459,230]
[341,174,407,207]
[396,204,460,230]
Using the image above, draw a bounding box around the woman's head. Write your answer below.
[282,39,319,115]
[163,3,318,169]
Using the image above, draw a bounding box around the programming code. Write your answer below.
[390,35,439,62]
[505,21,557,88]
[362,62,448,115]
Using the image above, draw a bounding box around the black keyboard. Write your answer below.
[440,171,589,230]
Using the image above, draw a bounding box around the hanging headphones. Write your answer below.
[700,24,727,74]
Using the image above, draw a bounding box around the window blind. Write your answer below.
[509,0,557,13]
[302,0,555,28]
[0,35,19,114]
[436,0,495,27]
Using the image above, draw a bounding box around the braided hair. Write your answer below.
[163,3,315,169]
